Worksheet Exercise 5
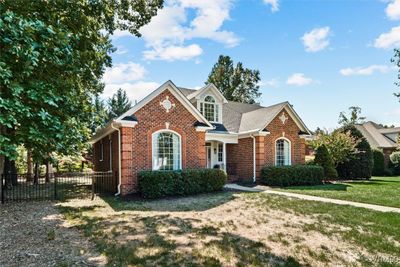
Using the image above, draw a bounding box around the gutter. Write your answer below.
[250,135,256,183]
[111,122,122,196]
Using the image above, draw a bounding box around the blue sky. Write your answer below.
[102,0,400,130]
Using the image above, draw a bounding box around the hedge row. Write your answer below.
[138,169,227,198]
[260,165,324,187]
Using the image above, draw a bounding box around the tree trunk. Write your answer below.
[45,160,53,183]
[27,150,33,182]
[33,162,39,185]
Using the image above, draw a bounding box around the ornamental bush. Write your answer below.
[260,165,324,187]
[314,144,338,179]
[389,152,400,175]
[372,149,385,176]
[138,169,227,198]
[336,125,373,179]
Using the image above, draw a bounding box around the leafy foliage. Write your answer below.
[107,88,132,120]
[0,0,163,162]
[310,131,359,167]
[372,149,385,176]
[389,151,400,175]
[260,165,324,187]
[90,96,109,134]
[138,169,227,198]
[338,106,366,126]
[314,145,338,179]
[392,48,400,100]
[206,55,261,104]
[336,125,373,179]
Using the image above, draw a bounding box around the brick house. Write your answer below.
[355,121,399,167]
[90,80,312,195]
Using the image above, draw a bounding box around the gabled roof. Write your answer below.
[355,121,398,149]
[186,84,228,104]
[116,80,212,128]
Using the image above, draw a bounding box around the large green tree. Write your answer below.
[0,0,163,174]
[338,106,366,126]
[206,55,261,104]
[392,48,400,101]
[90,96,109,134]
[107,88,132,120]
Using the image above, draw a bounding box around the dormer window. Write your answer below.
[200,95,219,123]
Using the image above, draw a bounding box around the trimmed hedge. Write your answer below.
[138,169,227,198]
[314,144,338,179]
[372,149,385,176]
[260,165,324,187]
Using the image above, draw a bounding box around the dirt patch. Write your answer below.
[0,201,106,267]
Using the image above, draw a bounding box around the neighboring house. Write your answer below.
[90,81,311,195]
[355,121,400,167]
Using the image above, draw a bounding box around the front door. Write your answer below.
[206,143,212,168]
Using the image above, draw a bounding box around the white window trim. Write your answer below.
[275,137,291,166]
[198,94,221,123]
[99,141,104,162]
[151,129,182,171]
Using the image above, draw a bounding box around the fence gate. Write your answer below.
[0,171,117,204]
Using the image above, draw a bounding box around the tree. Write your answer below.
[314,144,338,179]
[107,88,132,120]
[0,1,163,174]
[90,96,108,134]
[206,55,261,104]
[392,48,400,101]
[338,106,366,126]
[336,125,373,179]
[310,130,359,167]
[372,149,385,176]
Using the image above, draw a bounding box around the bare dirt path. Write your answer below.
[0,201,106,267]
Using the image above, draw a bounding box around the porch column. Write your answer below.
[223,142,227,171]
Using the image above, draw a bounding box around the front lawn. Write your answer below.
[58,191,400,266]
[279,176,400,208]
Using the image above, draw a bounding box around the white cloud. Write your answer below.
[259,78,279,87]
[111,30,132,39]
[374,26,400,49]
[340,65,393,76]
[139,0,238,61]
[286,73,313,86]
[143,44,203,61]
[263,0,279,12]
[386,0,400,20]
[102,81,160,103]
[114,46,128,55]
[301,27,331,52]
[103,62,146,84]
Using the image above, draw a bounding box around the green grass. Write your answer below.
[245,193,400,259]
[279,176,400,208]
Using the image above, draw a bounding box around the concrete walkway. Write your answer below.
[224,183,400,213]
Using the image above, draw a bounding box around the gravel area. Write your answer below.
[0,201,106,267]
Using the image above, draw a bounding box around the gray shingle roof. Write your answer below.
[178,87,305,134]
[355,122,397,149]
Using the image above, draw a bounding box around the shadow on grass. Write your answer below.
[285,183,351,192]
[101,191,239,212]
[59,206,302,267]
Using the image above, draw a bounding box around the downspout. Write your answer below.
[111,122,121,196]
[250,135,256,183]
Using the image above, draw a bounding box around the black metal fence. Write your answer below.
[0,171,117,203]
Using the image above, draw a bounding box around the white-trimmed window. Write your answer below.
[99,141,104,162]
[200,95,219,122]
[275,138,291,166]
[152,130,181,171]
[218,143,223,162]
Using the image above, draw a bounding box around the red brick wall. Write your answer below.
[93,132,118,173]
[120,89,206,195]
[263,108,305,169]
[226,138,254,181]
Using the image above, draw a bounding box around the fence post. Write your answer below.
[1,174,4,204]
[91,173,95,200]
[54,174,58,200]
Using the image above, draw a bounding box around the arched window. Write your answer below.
[152,131,181,170]
[200,95,219,122]
[275,138,291,166]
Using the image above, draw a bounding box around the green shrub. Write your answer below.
[372,149,385,176]
[314,144,338,179]
[390,152,400,175]
[260,165,324,187]
[336,125,373,179]
[138,169,227,198]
